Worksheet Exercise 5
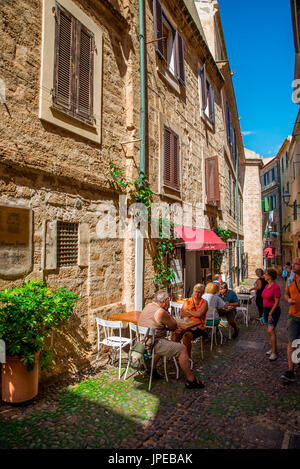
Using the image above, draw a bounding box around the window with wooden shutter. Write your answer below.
[53,3,94,125]
[153,1,185,85]
[164,126,180,190]
[205,156,220,206]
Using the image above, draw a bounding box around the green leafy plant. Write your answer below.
[213,227,231,273]
[109,163,176,288]
[153,218,176,289]
[0,280,80,371]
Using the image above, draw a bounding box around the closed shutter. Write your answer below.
[75,22,94,123]
[164,126,180,190]
[164,126,172,186]
[153,0,164,60]
[205,156,220,205]
[172,132,180,189]
[262,198,265,212]
[53,4,75,113]
[175,31,185,85]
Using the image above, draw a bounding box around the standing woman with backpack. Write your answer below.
[249,268,268,320]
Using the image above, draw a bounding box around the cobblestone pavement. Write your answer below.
[0,279,299,449]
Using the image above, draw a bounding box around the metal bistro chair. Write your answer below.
[169,301,183,319]
[205,308,223,351]
[236,294,251,327]
[125,323,179,389]
[95,318,132,379]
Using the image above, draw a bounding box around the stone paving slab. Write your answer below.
[234,340,265,350]
[242,425,284,449]
[0,279,299,449]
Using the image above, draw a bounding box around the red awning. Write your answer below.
[173,226,226,251]
[263,247,275,258]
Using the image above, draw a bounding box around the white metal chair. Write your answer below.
[236,294,251,326]
[205,308,223,351]
[218,317,232,340]
[95,318,132,379]
[125,323,179,389]
[236,306,249,326]
[169,301,183,319]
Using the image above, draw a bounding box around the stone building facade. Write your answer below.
[260,156,282,269]
[243,148,263,277]
[277,137,293,265]
[0,0,248,380]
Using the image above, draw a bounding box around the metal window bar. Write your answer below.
[57,221,78,267]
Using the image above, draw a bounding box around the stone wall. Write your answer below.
[0,0,141,380]
[243,149,263,277]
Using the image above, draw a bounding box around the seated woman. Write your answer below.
[202,282,227,316]
[172,284,208,359]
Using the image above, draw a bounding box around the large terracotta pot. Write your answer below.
[1,354,39,403]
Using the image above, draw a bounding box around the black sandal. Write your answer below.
[185,377,205,389]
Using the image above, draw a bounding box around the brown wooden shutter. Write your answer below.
[164,127,180,190]
[53,4,75,113]
[75,21,94,123]
[172,132,180,189]
[175,31,185,85]
[153,0,164,60]
[164,126,172,186]
[205,156,220,205]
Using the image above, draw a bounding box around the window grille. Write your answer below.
[57,221,78,267]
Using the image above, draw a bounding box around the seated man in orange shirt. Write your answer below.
[172,284,208,359]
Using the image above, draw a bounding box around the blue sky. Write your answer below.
[218,0,298,158]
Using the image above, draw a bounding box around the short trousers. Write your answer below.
[189,328,208,340]
[263,306,281,327]
[287,314,300,342]
[153,338,182,358]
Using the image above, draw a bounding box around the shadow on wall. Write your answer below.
[40,312,93,384]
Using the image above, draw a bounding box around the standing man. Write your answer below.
[282,257,300,382]
[219,282,240,339]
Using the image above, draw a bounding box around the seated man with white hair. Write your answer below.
[138,290,205,389]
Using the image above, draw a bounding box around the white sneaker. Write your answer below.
[269,353,278,361]
[266,349,272,355]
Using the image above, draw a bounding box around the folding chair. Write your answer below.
[205,308,223,351]
[95,318,132,379]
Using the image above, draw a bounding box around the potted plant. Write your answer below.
[0,280,80,403]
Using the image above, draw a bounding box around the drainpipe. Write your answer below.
[236,156,240,286]
[135,0,146,311]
